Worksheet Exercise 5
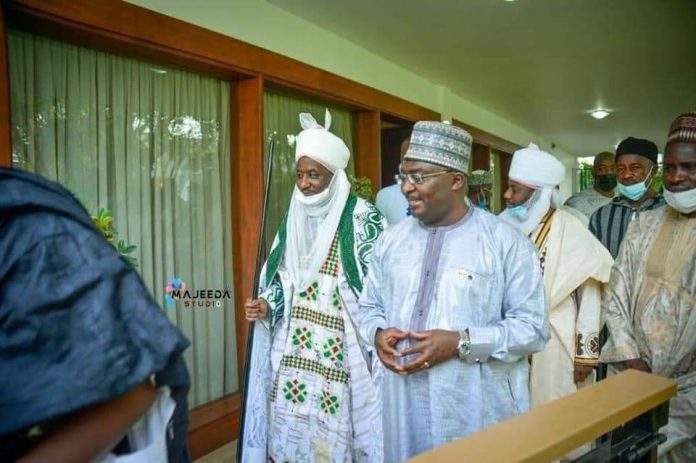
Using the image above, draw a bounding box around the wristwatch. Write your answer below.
[457,329,471,360]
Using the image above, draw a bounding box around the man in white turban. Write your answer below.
[500,143,614,458]
[241,110,385,462]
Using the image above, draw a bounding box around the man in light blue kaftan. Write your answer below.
[354,121,549,462]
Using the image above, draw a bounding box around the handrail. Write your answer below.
[409,370,677,462]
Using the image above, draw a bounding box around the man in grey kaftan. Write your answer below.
[355,121,549,462]
[601,112,696,462]
[564,151,615,221]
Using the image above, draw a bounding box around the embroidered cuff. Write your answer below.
[575,332,600,359]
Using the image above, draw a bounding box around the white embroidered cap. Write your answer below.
[469,169,493,186]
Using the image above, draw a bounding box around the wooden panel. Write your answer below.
[264,79,369,114]
[380,125,413,186]
[452,118,521,155]
[497,149,512,206]
[5,2,252,81]
[231,77,264,387]
[409,370,677,463]
[188,394,241,460]
[471,142,490,171]
[354,111,381,190]
[5,0,438,122]
[0,5,12,167]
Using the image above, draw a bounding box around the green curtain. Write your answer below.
[262,91,355,254]
[579,166,594,191]
[8,30,238,407]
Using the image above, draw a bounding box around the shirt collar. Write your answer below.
[611,195,663,210]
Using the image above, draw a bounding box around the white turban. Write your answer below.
[287,108,352,290]
[509,143,565,188]
[500,143,566,235]
[295,109,350,172]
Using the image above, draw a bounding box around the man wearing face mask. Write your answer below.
[589,137,666,258]
[499,145,613,460]
[467,169,493,211]
[601,112,696,461]
[241,110,385,462]
[565,151,616,221]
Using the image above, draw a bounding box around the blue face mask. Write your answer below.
[477,192,489,209]
[507,204,528,218]
[616,167,654,201]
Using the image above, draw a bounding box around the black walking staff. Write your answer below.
[237,133,276,463]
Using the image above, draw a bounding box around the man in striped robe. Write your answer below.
[590,137,666,258]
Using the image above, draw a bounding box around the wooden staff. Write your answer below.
[237,133,276,463]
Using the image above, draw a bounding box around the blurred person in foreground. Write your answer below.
[0,167,191,462]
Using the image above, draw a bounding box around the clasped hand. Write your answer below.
[375,327,460,375]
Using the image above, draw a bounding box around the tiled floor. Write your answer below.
[194,441,237,463]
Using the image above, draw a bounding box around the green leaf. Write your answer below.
[349,175,375,202]
[74,196,139,268]
[123,245,137,254]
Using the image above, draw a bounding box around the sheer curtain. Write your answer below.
[8,30,238,407]
[262,91,355,253]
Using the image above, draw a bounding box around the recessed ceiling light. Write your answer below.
[590,109,610,120]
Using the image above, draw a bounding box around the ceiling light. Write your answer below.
[590,109,610,120]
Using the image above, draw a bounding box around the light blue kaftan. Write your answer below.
[355,207,549,462]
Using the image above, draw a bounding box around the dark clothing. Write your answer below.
[0,168,191,462]
[588,195,665,258]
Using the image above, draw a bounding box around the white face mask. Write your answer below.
[664,187,696,214]
[294,183,332,206]
[616,166,654,201]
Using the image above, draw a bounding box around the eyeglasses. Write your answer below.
[395,169,453,185]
